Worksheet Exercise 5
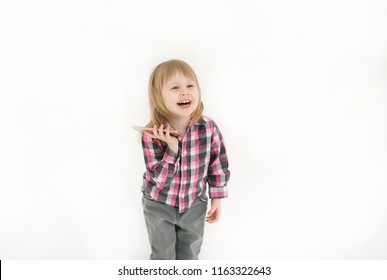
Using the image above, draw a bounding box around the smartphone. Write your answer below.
[132,126,181,136]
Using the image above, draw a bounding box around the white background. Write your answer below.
[0,0,386,259]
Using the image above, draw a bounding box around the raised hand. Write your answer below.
[144,124,179,155]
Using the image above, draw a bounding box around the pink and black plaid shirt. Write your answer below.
[141,116,230,213]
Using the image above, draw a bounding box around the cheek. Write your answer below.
[161,93,173,106]
[165,97,178,111]
[194,92,201,104]
[192,99,200,110]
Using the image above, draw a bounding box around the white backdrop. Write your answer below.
[1,0,386,259]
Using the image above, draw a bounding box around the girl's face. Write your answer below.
[161,71,199,121]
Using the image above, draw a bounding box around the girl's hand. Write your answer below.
[144,124,179,154]
[206,199,221,223]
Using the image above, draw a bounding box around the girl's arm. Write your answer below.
[141,128,180,189]
[206,121,230,223]
[207,122,230,199]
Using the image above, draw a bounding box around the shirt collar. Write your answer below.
[191,116,205,126]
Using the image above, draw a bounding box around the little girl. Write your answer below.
[140,59,230,260]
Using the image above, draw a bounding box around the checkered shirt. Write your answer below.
[141,116,230,213]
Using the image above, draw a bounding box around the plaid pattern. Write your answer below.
[141,116,230,213]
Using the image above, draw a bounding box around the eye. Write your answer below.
[171,86,179,90]
[187,84,195,88]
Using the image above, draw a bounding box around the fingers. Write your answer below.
[206,207,221,223]
[206,199,222,223]
[144,128,159,139]
[164,127,173,141]
[143,131,155,138]
[147,124,178,154]
[153,124,160,138]
[157,124,168,141]
[150,124,174,140]
[158,124,164,138]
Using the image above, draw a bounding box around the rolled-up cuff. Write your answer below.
[163,146,179,164]
[209,185,228,199]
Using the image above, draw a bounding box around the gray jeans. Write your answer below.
[142,188,208,260]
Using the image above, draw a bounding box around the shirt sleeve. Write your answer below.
[141,133,180,188]
[207,121,230,199]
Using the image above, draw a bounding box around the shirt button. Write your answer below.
[184,151,188,155]
[183,180,187,184]
[183,166,188,170]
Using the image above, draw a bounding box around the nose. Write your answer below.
[180,88,188,96]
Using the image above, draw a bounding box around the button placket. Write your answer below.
[179,139,187,211]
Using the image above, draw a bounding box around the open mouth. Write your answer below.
[177,100,191,108]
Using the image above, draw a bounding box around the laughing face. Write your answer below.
[161,71,200,121]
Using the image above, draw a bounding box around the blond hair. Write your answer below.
[146,59,204,127]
